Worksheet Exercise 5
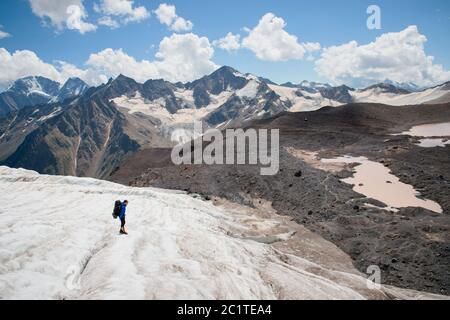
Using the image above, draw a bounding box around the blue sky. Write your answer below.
[0,0,449,88]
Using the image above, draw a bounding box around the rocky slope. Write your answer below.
[110,102,450,295]
[1,67,449,179]
[0,76,89,118]
[0,84,170,178]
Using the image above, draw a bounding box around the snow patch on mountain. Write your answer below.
[269,84,341,112]
[236,79,260,99]
[37,107,63,122]
[112,90,235,143]
[351,84,450,106]
[113,92,171,120]
[174,88,195,108]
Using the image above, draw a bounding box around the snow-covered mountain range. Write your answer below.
[0,66,449,178]
[0,76,90,118]
[1,67,449,121]
[0,166,445,300]
[268,80,450,112]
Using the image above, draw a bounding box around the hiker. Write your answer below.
[119,200,129,235]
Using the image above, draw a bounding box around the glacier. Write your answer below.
[0,166,446,300]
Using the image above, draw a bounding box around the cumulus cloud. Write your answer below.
[315,25,450,87]
[28,0,96,34]
[242,13,316,61]
[0,33,218,89]
[94,0,149,27]
[82,34,217,83]
[85,48,159,83]
[213,32,241,52]
[0,48,63,88]
[66,5,97,34]
[155,33,218,81]
[154,3,193,32]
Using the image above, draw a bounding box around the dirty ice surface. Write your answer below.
[0,167,446,300]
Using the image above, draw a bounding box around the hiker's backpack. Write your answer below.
[112,200,122,219]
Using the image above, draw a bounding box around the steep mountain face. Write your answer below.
[319,85,354,104]
[0,91,170,178]
[185,66,249,108]
[1,67,449,178]
[0,76,60,117]
[9,76,60,96]
[109,66,290,135]
[205,78,287,126]
[55,77,90,102]
[0,76,90,118]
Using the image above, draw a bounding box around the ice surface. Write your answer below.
[351,86,449,106]
[0,167,446,300]
[268,84,342,112]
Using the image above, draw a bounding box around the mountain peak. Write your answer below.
[7,76,61,97]
[115,74,136,83]
[382,79,422,92]
[215,65,238,74]
[56,77,90,102]
[363,83,410,94]
[64,77,85,84]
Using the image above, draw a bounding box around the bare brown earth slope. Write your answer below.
[110,103,450,295]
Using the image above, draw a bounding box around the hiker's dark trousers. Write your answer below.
[120,217,126,229]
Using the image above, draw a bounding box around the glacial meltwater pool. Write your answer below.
[417,138,450,148]
[398,122,450,137]
[321,156,443,213]
[392,122,450,148]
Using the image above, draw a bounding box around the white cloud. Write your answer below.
[66,5,97,34]
[242,13,309,61]
[0,33,218,89]
[154,3,175,25]
[82,34,217,83]
[155,33,218,82]
[154,3,193,32]
[303,42,321,53]
[97,16,120,29]
[0,29,11,39]
[28,0,96,34]
[315,25,450,87]
[0,48,63,88]
[85,48,159,83]
[213,32,241,52]
[94,0,150,26]
[171,17,193,32]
